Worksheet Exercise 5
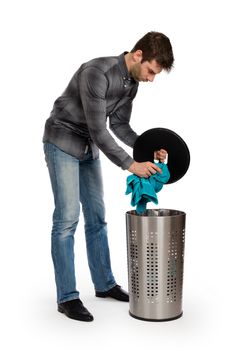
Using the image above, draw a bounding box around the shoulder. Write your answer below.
[79,55,119,75]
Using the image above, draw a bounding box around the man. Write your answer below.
[43,31,174,322]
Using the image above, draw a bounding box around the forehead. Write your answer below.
[143,59,163,74]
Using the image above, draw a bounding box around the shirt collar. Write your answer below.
[118,52,136,83]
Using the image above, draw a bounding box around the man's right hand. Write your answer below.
[128,161,162,178]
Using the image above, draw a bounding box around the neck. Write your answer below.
[124,52,133,74]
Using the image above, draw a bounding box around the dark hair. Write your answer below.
[131,31,174,72]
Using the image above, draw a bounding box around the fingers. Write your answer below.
[149,162,162,173]
[145,162,162,176]
[154,149,168,163]
[159,149,167,157]
[128,161,163,178]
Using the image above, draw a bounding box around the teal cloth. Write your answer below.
[125,163,170,214]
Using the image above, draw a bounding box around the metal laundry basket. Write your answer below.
[126,209,186,321]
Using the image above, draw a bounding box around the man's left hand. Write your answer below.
[154,149,168,163]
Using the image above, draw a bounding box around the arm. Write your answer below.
[78,67,134,170]
[78,67,163,177]
[109,94,138,148]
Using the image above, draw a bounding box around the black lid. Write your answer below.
[133,128,190,184]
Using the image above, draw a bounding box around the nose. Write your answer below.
[147,75,155,82]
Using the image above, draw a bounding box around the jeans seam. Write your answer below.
[50,144,66,299]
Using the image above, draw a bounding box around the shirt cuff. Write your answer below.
[121,155,134,170]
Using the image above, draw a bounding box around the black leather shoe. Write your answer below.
[95,285,129,302]
[58,299,94,321]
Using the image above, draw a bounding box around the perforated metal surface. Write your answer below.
[126,209,186,321]
[146,233,159,303]
[130,230,139,298]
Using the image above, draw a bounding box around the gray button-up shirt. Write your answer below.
[43,52,139,170]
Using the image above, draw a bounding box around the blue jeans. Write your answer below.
[43,142,116,304]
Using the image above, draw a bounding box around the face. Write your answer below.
[130,56,163,82]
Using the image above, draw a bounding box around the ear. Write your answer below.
[132,50,143,63]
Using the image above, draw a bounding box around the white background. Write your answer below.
[1,0,237,349]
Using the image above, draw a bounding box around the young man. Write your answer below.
[43,31,174,321]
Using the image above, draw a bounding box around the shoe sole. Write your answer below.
[95,294,129,302]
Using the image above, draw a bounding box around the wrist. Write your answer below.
[128,161,136,173]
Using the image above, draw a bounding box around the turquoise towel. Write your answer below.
[125,163,170,214]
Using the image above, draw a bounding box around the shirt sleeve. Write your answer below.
[109,98,139,148]
[78,66,134,170]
